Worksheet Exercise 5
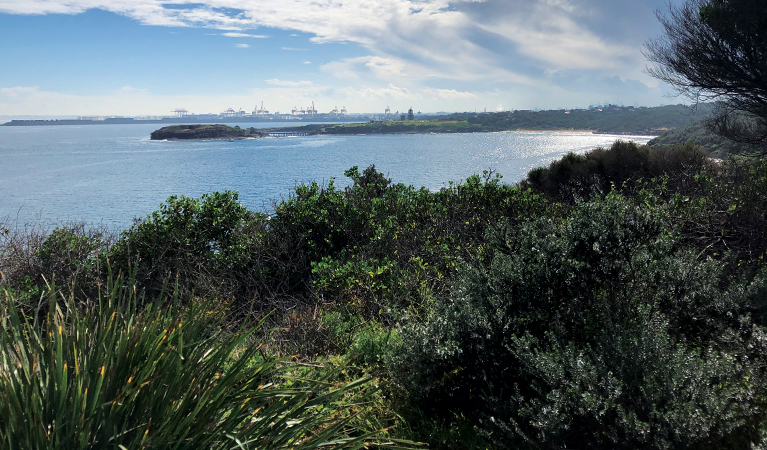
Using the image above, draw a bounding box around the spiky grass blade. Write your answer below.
[0,278,417,449]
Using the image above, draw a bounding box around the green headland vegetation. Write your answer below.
[263,103,714,137]
[150,124,268,140]
[4,0,767,448]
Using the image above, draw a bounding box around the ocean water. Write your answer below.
[0,122,652,228]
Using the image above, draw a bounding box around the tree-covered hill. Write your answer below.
[649,120,764,156]
[268,104,717,136]
[435,103,716,134]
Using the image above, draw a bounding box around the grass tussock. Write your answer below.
[0,276,417,449]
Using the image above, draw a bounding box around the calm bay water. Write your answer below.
[0,122,651,228]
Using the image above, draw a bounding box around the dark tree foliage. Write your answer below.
[644,0,767,149]
[520,141,767,281]
[108,191,269,308]
[520,141,713,204]
[395,192,767,449]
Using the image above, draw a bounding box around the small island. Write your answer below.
[150,124,268,140]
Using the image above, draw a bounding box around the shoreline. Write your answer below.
[150,123,662,140]
[504,129,596,134]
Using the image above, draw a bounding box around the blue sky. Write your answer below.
[0,0,682,116]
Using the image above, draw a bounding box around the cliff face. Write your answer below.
[150,124,267,140]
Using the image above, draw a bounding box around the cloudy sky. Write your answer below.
[0,0,682,116]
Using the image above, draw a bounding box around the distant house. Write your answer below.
[407,107,414,120]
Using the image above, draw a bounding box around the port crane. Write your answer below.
[307,101,317,117]
[253,101,269,116]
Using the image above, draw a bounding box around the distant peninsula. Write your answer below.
[147,104,716,140]
[260,104,716,137]
[150,124,268,140]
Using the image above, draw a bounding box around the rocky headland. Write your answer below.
[150,124,268,140]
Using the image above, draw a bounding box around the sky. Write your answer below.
[0,0,684,116]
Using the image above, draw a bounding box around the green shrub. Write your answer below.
[38,227,107,297]
[0,223,113,313]
[0,278,403,450]
[521,141,713,203]
[275,166,547,317]
[109,191,263,304]
[395,191,767,449]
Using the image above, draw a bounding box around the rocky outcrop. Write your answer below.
[150,124,268,140]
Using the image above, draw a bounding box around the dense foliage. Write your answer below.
[395,191,767,448]
[4,140,767,448]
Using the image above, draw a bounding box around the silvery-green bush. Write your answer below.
[396,191,767,449]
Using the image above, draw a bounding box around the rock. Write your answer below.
[150,124,267,140]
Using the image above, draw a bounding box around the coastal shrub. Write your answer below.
[521,141,712,203]
[0,223,114,311]
[520,145,767,282]
[0,278,401,450]
[672,158,767,277]
[37,227,108,297]
[272,166,547,316]
[109,191,262,303]
[394,191,767,449]
[0,221,47,290]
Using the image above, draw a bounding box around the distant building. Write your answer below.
[407,107,414,120]
[400,114,406,121]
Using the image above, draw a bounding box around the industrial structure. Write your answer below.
[253,101,270,116]
[50,101,369,127]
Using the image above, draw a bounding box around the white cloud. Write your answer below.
[265,79,313,86]
[334,84,477,102]
[0,86,40,98]
[321,56,406,80]
[475,0,639,73]
[221,32,268,38]
[347,84,418,100]
[235,43,249,48]
[0,0,541,84]
[544,68,562,79]
[281,47,308,51]
[0,0,668,111]
[427,89,478,100]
